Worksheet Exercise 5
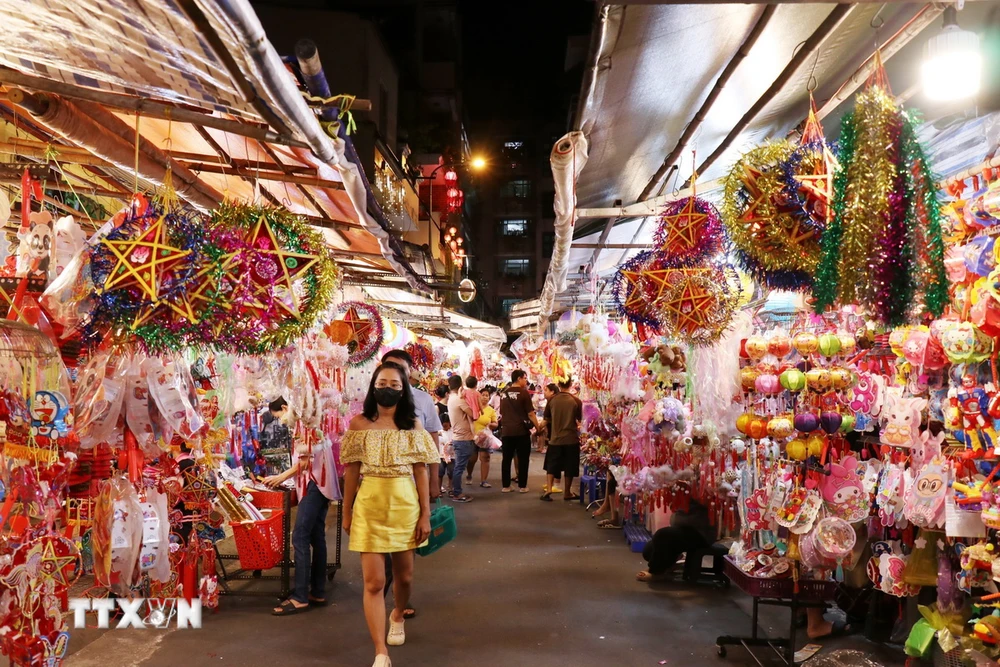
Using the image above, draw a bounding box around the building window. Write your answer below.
[501,179,532,198]
[500,258,530,277]
[501,219,529,237]
[542,232,555,257]
[500,298,520,316]
[503,141,523,150]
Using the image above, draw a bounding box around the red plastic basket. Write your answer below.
[724,556,838,602]
[247,489,289,510]
[231,510,284,570]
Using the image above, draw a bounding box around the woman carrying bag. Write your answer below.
[341,364,441,667]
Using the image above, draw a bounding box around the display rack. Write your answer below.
[215,488,342,598]
[716,557,837,666]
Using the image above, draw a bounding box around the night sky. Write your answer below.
[459,0,592,138]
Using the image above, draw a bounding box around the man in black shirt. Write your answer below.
[499,370,538,493]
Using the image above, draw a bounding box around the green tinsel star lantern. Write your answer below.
[812,53,948,326]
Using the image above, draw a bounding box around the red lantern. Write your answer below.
[444,169,458,183]
[447,187,460,199]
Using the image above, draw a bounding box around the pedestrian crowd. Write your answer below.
[261,349,585,667]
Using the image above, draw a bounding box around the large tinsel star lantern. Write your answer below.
[653,267,741,345]
[723,141,823,291]
[88,202,207,353]
[813,52,948,326]
[612,251,667,332]
[331,301,383,365]
[786,95,839,230]
[210,202,339,354]
[653,196,723,264]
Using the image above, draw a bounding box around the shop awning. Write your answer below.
[0,0,431,291]
[537,2,1000,330]
[362,286,506,344]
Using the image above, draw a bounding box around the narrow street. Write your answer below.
[63,455,902,667]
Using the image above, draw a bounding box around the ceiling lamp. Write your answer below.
[922,6,981,102]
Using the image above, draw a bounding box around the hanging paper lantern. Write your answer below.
[807,433,827,457]
[820,411,843,434]
[767,415,795,439]
[736,412,755,435]
[740,367,760,392]
[840,413,856,433]
[787,439,808,460]
[818,333,842,358]
[806,368,831,392]
[768,333,793,359]
[837,333,857,356]
[795,412,820,433]
[748,416,769,440]
[829,367,854,391]
[324,320,354,345]
[755,373,781,395]
[745,335,768,360]
[812,58,948,326]
[780,368,807,392]
[793,331,820,356]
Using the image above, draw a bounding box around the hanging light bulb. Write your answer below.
[448,226,457,235]
[444,169,458,183]
[446,187,460,199]
[922,6,981,102]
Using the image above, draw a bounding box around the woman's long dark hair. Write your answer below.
[362,363,417,430]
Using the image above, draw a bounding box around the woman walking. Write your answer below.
[341,364,440,667]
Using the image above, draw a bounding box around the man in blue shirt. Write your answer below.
[380,349,442,621]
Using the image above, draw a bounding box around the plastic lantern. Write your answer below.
[786,439,807,460]
[740,367,759,392]
[768,333,792,359]
[818,333,842,358]
[745,335,768,360]
[794,412,820,433]
[820,411,843,434]
[941,321,993,363]
[837,333,857,357]
[902,326,949,370]
[736,413,755,435]
[767,415,795,439]
[805,368,831,393]
[829,367,854,391]
[755,373,781,395]
[779,368,807,392]
[840,413,856,433]
[807,433,826,457]
[793,331,819,356]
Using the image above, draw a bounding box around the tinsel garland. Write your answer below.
[722,141,822,291]
[333,301,384,366]
[652,196,723,265]
[813,83,948,325]
[611,250,664,330]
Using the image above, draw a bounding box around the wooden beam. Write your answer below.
[0,178,127,200]
[0,141,111,167]
[183,161,345,190]
[0,70,308,149]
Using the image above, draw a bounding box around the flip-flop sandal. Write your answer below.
[597,519,622,529]
[308,597,328,607]
[540,492,554,502]
[402,608,417,619]
[563,494,581,501]
[273,599,310,616]
[636,571,666,582]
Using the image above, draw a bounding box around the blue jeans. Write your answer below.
[451,440,476,496]
[291,481,330,603]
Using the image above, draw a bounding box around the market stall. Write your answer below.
[531,3,1000,666]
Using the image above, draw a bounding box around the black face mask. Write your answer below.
[374,387,403,408]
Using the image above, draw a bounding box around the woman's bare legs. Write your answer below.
[361,553,389,657]
[389,550,414,623]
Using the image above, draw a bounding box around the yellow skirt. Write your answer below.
[349,476,427,553]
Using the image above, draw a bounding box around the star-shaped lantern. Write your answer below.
[794,96,840,227]
[100,213,191,302]
[37,538,79,590]
[248,212,319,320]
[343,305,375,350]
[658,198,709,257]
